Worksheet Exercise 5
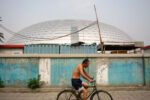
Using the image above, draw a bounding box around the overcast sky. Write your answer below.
[0,0,150,45]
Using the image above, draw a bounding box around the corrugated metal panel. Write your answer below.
[24,44,59,54]
[60,44,97,54]
[1,56,149,87]
[50,58,96,86]
[0,58,39,86]
[145,58,150,86]
[108,58,144,85]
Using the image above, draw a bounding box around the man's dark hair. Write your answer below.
[82,58,89,64]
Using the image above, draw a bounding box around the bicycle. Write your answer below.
[56,80,113,100]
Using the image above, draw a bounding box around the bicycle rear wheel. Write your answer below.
[90,90,113,100]
[56,89,78,100]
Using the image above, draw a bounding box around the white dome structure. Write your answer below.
[6,20,134,45]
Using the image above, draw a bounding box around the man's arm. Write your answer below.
[83,69,93,79]
[79,65,93,82]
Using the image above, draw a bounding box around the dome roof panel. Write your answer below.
[6,20,134,45]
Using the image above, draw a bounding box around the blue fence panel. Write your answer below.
[24,44,59,54]
[0,58,39,86]
[108,58,144,85]
[24,44,97,54]
[60,44,97,54]
[145,58,150,86]
[51,58,96,86]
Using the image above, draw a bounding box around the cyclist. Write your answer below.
[72,58,94,100]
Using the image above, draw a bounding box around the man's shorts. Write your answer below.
[72,79,84,91]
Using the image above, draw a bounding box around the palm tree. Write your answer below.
[0,32,4,42]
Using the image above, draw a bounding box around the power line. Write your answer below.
[0,21,96,41]
[33,21,97,41]
[0,24,33,41]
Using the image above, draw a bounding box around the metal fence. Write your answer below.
[24,44,97,54]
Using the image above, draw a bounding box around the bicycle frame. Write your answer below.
[57,80,112,100]
[77,80,98,99]
[86,86,97,99]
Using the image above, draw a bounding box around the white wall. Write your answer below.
[39,58,51,86]
[144,49,150,54]
[0,48,23,54]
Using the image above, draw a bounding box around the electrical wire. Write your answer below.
[0,24,34,40]
[0,21,97,41]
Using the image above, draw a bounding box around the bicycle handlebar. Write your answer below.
[93,80,96,83]
[90,79,96,87]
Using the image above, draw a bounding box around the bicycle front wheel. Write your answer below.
[90,90,113,100]
[56,89,78,100]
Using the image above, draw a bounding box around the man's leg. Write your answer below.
[82,82,89,88]
[81,82,89,100]
[82,88,87,100]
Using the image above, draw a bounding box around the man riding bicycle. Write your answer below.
[72,58,94,100]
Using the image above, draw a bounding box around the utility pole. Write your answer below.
[94,4,104,53]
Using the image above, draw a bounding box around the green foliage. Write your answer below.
[0,77,4,88]
[27,75,43,89]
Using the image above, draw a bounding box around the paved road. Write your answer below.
[0,91,150,100]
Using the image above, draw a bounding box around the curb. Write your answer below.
[0,86,150,93]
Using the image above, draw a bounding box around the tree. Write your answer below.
[0,32,4,42]
[0,17,4,42]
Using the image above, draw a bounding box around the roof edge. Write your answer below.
[0,45,24,48]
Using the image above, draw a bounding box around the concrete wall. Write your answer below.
[144,49,150,54]
[0,48,23,54]
[0,54,150,87]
